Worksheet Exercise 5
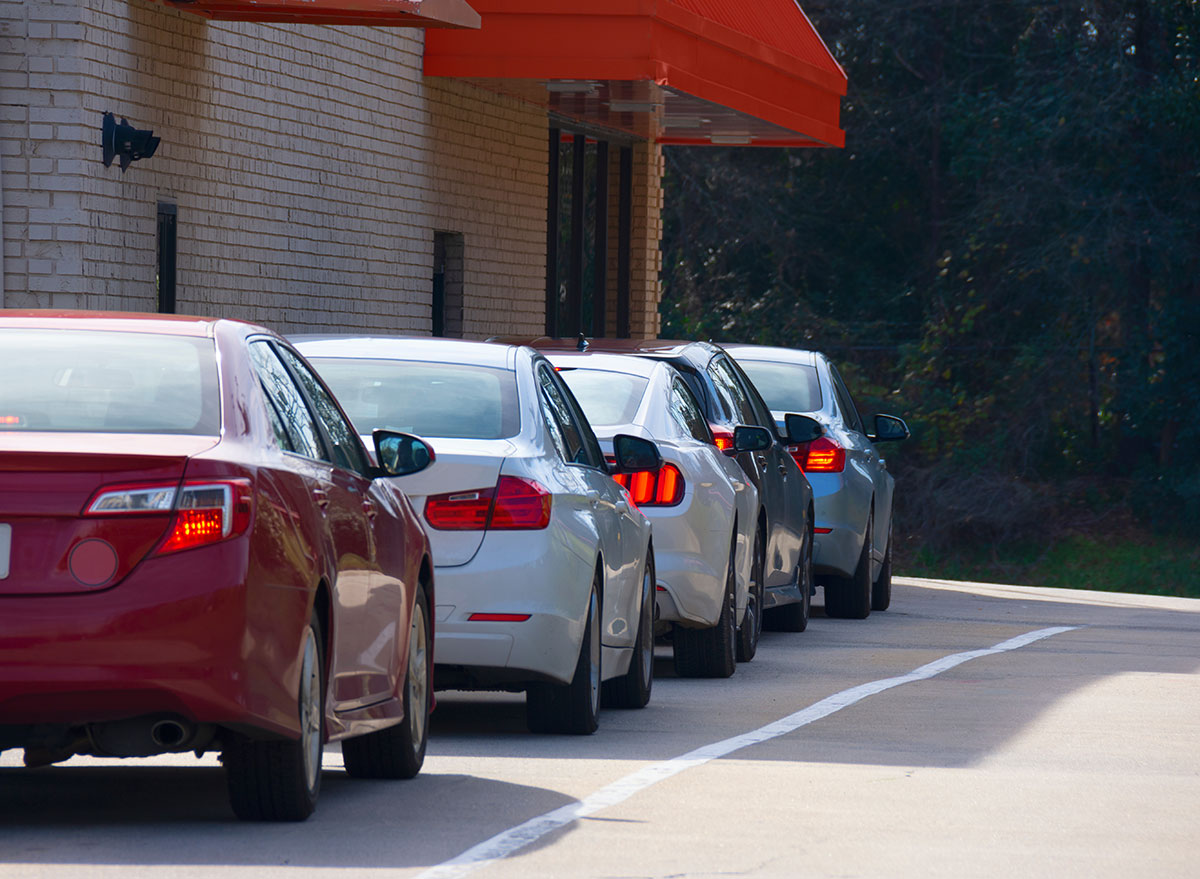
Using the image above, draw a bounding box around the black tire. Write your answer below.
[673,536,737,679]
[766,525,812,632]
[735,526,765,662]
[826,513,873,620]
[871,517,893,612]
[342,583,431,779]
[526,578,601,735]
[225,611,325,821]
[603,549,655,709]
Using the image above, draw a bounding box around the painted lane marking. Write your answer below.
[417,626,1078,879]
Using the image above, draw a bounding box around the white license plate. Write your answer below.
[0,523,10,579]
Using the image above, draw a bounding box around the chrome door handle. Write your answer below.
[585,491,600,508]
[362,499,377,520]
[755,455,768,468]
[778,464,788,476]
[312,488,330,510]
[615,500,630,515]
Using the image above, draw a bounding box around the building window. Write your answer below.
[546,129,632,338]
[433,231,464,337]
[157,203,177,314]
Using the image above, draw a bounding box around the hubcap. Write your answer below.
[299,628,321,791]
[407,602,429,750]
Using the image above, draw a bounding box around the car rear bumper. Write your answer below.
[0,545,307,741]
[808,473,866,577]
[431,531,593,688]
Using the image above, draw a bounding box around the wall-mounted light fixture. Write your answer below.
[102,112,160,172]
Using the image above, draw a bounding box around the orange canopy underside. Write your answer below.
[154,0,480,28]
[425,0,847,148]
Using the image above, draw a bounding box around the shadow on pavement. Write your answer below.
[0,761,576,869]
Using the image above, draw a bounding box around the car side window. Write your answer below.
[707,356,758,425]
[727,358,781,435]
[248,341,323,460]
[277,346,371,476]
[829,364,864,433]
[550,368,607,470]
[670,360,725,423]
[669,378,713,444]
[537,365,585,464]
[537,364,605,469]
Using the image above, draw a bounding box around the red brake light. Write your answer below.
[157,480,253,554]
[802,436,846,472]
[424,488,495,530]
[611,463,685,507]
[424,476,551,531]
[84,479,253,555]
[491,476,551,530]
[710,425,735,453]
[468,613,532,622]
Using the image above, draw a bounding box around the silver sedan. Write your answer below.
[723,345,909,619]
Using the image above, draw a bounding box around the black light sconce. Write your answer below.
[102,111,160,171]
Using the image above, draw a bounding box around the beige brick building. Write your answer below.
[1,0,845,340]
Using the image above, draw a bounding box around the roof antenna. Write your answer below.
[577,333,589,352]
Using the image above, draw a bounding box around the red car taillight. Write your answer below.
[789,436,846,473]
[609,463,685,507]
[424,476,551,531]
[491,476,552,529]
[83,479,254,554]
[709,425,735,453]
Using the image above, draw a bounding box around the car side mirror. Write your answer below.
[784,413,823,444]
[868,414,910,443]
[732,425,773,453]
[373,430,435,477]
[611,434,663,473]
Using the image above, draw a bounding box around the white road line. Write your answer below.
[417,625,1078,879]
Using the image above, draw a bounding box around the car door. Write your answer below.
[706,353,801,588]
[535,362,641,648]
[665,376,740,580]
[828,361,892,572]
[249,340,399,713]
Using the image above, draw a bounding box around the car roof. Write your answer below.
[542,350,664,379]
[291,335,518,369]
[497,336,722,359]
[719,343,819,367]
[0,309,232,338]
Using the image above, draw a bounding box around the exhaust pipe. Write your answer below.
[150,719,191,748]
[88,715,201,756]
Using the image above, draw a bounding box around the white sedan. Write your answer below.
[546,351,768,677]
[294,337,659,734]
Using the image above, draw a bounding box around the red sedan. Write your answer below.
[0,310,436,821]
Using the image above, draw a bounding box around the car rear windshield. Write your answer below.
[0,329,219,434]
[735,360,823,414]
[556,369,648,427]
[308,358,520,439]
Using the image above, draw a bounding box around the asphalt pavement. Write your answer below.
[2,577,1197,879]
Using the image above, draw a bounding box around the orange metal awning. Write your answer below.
[155,0,480,28]
[424,0,846,148]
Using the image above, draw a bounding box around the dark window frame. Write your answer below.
[156,202,177,314]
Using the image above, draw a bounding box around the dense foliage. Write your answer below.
[662,0,1200,558]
